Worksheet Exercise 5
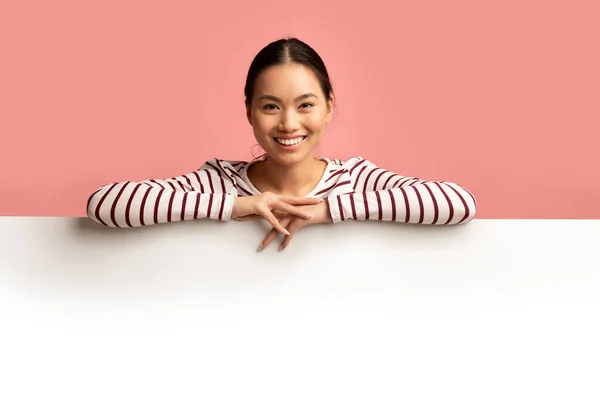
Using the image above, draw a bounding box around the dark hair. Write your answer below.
[244,37,334,107]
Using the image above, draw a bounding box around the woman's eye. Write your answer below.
[262,103,313,110]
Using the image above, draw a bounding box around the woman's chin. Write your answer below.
[267,150,311,166]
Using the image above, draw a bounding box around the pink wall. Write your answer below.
[1,0,598,218]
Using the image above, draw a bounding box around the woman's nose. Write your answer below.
[278,110,301,132]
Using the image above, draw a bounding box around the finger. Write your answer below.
[234,215,263,221]
[258,228,278,252]
[277,195,324,206]
[272,210,287,220]
[279,219,300,252]
[274,202,314,220]
[238,211,286,221]
[259,208,290,237]
[259,217,292,251]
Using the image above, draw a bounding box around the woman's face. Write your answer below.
[247,63,334,166]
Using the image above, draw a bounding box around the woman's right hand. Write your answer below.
[232,192,323,236]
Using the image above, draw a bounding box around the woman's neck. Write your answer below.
[250,156,327,197]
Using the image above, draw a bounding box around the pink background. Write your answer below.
[1,0,598,218]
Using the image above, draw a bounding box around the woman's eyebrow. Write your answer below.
[258,93,318,102]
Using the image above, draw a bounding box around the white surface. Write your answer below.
[1,217,599,400]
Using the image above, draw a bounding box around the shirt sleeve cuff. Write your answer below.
[220,194,235,221]
[327,196,343,224]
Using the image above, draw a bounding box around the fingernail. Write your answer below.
[304,213,313,218]
[278,244,284,252]
[283,229,290,236]
[257,243,264,252]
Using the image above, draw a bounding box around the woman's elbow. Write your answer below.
[85,185,111,227]
[459,201,477,224]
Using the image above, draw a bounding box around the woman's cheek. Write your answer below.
[254,118,272,136]
[306,113,326,131]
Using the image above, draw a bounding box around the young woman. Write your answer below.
[87,38,477,252]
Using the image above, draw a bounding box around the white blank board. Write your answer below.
[1,217,599,400]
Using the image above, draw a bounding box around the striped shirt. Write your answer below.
[86,157,477,228]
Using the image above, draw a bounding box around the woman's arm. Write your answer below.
[86,160,236,228]
[326,159,477,225]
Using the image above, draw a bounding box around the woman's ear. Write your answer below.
[246,103,253,126]
[325,93,335,123]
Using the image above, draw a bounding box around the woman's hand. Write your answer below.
[232,192,323,236]
[258,200,331,252]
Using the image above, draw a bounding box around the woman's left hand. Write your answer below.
[258,200,331,252]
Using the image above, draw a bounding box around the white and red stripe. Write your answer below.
[87,157,476,228]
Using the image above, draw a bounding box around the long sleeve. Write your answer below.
[86,160,237,228]
[326,159,477,225]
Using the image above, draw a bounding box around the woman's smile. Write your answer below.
[273,135,307,150]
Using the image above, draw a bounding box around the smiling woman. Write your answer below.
[86,37,477,252]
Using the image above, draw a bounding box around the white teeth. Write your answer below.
[276,136,305,146]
